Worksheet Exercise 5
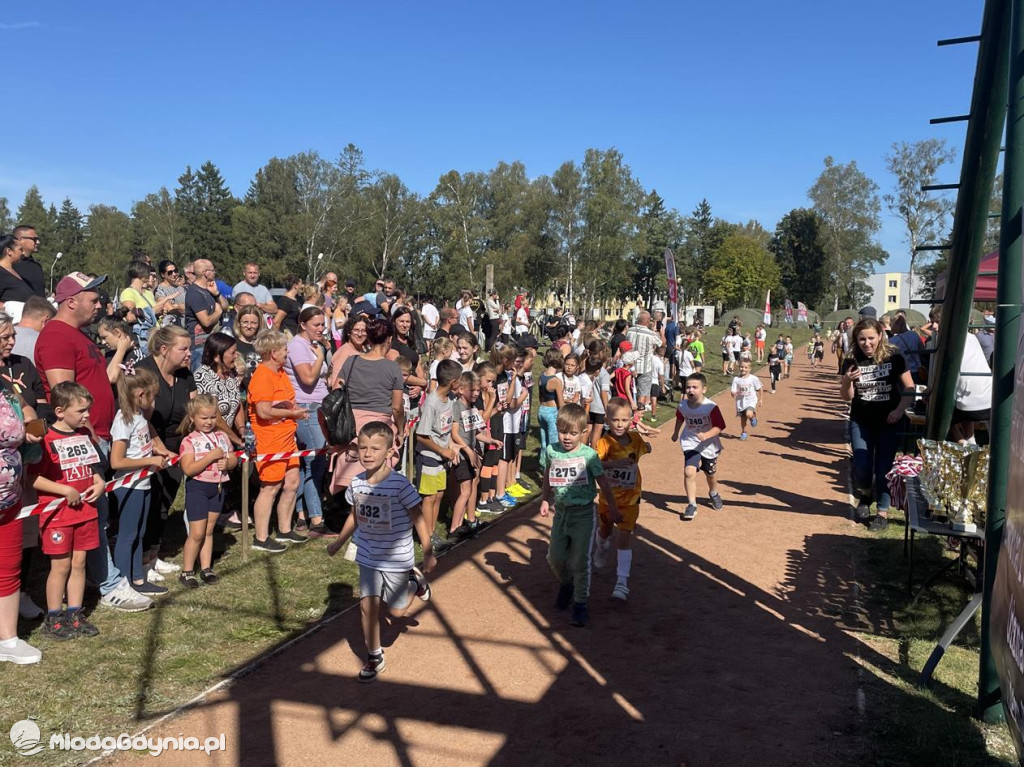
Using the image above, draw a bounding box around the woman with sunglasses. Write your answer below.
[155,260,185,328]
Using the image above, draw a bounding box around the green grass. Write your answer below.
[2,330,811,766]
[853,507,1017,766]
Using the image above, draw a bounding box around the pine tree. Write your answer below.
[52,198,85,273]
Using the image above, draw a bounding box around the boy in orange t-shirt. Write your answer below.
[593,397,651,602]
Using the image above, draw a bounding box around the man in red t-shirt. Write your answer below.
[35,272,115,440]
[33,271,152,613]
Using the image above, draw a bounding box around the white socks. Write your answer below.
[617,549,632,580]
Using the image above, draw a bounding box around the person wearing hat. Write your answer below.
[34,271,153,613]
[858,306,877,320]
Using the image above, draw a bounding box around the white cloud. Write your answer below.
[0,22,40,31]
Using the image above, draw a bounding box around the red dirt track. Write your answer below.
[115,363,877,766]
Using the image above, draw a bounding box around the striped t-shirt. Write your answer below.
[345,470,422,571]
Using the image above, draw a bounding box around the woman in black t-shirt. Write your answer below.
[138,325,196,575]
[272,274,303,336]
[840,318,915,532]
[0,234,38,303]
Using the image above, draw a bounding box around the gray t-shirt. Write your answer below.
[340,356,403,414]
[416,391,454,466]
[589,368,611,415]
[233,281,272,306]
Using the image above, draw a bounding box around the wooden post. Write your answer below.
[485,264,494,294]
[241,458,251,562]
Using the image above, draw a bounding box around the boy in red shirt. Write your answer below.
[31,382,105,640]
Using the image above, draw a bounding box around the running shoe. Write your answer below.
[277,530,309,544]
[868,515,889,532]
[134,581,169,596]
[612,581,629,601]
[153,558,181,574]
[253,537,287,554]
[854,502,871,521]
[499,493,518,508]
[179,571,201,589]
[0,638,41,664]
[66,610,99,637]
[505,484,528,498]
[710,492,724,510]
[517,478,534,490]
[570,602,589,627]
[681,503,698,521]
[199,569,219,585]
[42,611,77,641]
[486,499,507,513]
[98,579,153,612]
[147,567,165,583]
[751,416,758,428]
[293,518,309,534]
[307,524,338,539]
[740,432,748,441]
[410,566,431,602]
[555,582,574,610]
[358,652,386,683]
[476,500,494,514]
[592,542,611,570]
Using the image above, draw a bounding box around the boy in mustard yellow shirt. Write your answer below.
[593,397,651,601]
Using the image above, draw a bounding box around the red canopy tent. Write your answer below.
[934,250,998,301]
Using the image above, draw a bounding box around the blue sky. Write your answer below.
[0,1,981,272]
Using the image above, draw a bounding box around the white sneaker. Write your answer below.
[0,638,42,665]
[612,581,629,601]
[153,558,181,574]
[18,592,43,619]
[99,578,153,612]
[147,568,165,583]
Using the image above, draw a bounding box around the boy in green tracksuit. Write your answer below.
[539,403,621,628]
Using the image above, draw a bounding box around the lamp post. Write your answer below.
[49,252,63,294]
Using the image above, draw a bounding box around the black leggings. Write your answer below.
[484,317,499,351]
[770,366,781,391]
[144,465,183,551]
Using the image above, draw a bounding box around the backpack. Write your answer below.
[318,357,358,445]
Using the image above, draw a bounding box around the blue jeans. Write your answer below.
[113,487,150,583]
[190,345,203,373]
[848,418,899,511]
[295,403,327,522]
[538,406,559,467]
[85,438,123,595]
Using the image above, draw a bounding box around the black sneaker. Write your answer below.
[293,518,309,534]
[358,652,386,683]
[222,519,242,531]
[430,533,451,554]
[253,537,287,554]
[555,582,574,610]
[307,524,338,539]
[199,568,219,585]
[681,503,697,521]
[570,602,589,627]
[276,530,308,544]
[179,571,200,589]
[868,515,889,533]
[42,611,77,641]
[411,566,431,602]
[709,492,724,510]
[134,581,169,596]
[66,610,99,637]
[517,478,534,491]
[854,502,872,521]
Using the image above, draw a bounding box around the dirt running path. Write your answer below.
[120,362,883,767]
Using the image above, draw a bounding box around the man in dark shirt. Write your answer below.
[11,224,46,297]
[184,258,227,371]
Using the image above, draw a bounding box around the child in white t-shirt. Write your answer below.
[730,360,763,440]
[558,354,585,406]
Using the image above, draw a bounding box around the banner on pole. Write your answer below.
[763,289,772,326]
[797,301,808,323]
[664,248,678,319]
[784,298,794,323]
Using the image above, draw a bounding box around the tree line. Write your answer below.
[0,139,980,313]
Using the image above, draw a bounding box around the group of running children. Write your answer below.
[32,319,799,682]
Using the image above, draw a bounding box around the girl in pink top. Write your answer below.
[178,394,237,588]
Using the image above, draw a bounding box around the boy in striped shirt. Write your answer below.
[327,421,435,683]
